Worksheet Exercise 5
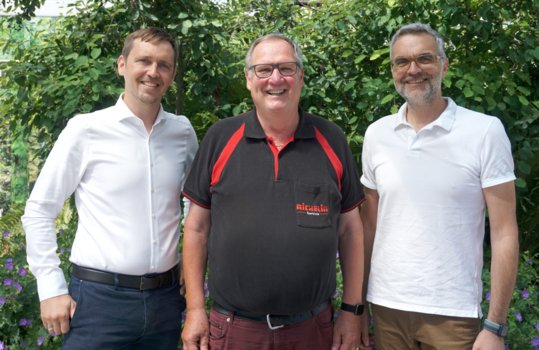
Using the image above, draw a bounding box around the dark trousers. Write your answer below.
[208,305,334,350]
[62,275,185,350]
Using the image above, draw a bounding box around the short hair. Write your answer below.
[122,27,178,64]
[245,33,304,71]
[390,23,446,59]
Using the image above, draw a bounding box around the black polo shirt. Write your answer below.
[183,109,364,315]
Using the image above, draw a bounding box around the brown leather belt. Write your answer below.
[71,264,178,291]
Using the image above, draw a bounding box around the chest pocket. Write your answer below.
[294,182,331,228]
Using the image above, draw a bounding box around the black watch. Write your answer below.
[340,302,364,315]
[483,319,508,337]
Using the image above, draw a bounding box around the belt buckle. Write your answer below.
[139,277,146,290]
[266,314,284,330]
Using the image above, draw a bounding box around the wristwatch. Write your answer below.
[340,302,364,315]
[483,319,508,337]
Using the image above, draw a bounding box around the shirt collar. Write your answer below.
[395,97,456,132]
[244,108,315,140]
[114,94,166,126]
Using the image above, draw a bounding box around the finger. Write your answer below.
[361,331,370,347]
[47,325,56,336]
[60,317,71,334]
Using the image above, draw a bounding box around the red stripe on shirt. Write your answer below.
[314,127,343,191]
[211,123,245,186]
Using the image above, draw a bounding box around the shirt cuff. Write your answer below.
[36,269,69,302]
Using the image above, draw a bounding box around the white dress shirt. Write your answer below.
[22,96,198,301]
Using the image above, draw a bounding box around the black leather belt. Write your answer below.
[71,264,178,291]
[213,301,330,330]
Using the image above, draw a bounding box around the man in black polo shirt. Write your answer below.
[181,33,368,350]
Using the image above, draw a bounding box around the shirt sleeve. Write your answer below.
[21,117,87,301]
[182,122,223,209]
[360,126,377,190]
[339,133,365,212]
[180,125,199,224]
[480,117,516,188]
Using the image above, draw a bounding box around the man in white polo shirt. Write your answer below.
[360,23,518,349]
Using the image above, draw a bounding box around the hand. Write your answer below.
[358,312,372,349]
[331,311,361,350]
[181,308,209,350]
[40,294,77,335]
[472,329,505,350]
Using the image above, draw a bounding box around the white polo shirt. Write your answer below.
[361,97,515,317]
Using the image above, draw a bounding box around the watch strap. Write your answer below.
[340,302,364,315]
[483,319,508,337]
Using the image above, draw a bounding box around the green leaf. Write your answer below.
[381,94,394,104]
[342,50,353,58]
[182,20,193,35]
[354,54,366,64]
[370,48,389,61]
[515,178,527,189]
[90,48,101,59]
[518,95,529,106]
[517,161,532,175]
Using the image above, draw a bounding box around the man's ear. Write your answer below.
[117,55,126,76]
[245,69,252,91]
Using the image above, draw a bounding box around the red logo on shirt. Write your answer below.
[296,202,329,216]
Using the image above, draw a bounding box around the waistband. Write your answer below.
[71,264,178,291]
[212,300,331,330]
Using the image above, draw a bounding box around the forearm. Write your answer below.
[487,231,519,322]
[482,182,519,323]
[183,236,208,310]
[182,205,211,312]
[359,187,378,300]
[338,209,364,304]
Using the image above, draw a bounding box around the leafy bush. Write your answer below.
[0,205,73,350]
[482,251,539,349]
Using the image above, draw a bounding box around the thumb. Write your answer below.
[331,334,340,350]
[70,300,77,318]
[200,333,210,350]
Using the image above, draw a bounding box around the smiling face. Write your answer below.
[245,38,304,116]
[391,33,448,107]
[117,38,175,113]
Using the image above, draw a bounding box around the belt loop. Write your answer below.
[113,274,120,289]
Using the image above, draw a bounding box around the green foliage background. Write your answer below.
[0,0,538,348]
[1,0,537,251]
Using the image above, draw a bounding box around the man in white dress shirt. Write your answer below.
[22,27,198,349]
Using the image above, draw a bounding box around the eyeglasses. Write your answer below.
[391,53,442,72]
[249,62,299,79]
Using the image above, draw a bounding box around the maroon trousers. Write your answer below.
[208,306,334,350]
